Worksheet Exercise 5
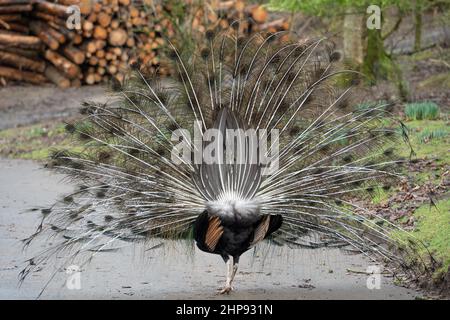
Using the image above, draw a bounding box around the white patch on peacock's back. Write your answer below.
[206,191,261,223]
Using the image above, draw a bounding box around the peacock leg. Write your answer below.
[218,256,234,294]
[231,262,238,282]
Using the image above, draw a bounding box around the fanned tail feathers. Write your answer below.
[21,28,433,287]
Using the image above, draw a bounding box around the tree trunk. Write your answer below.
[32,11,66,26]
[0,44,39,58]
[44,65,71,88]
[0,4,32,14]
[44,49,80,79]
[363,27,409,100]
[63,45,85,64]
[108,28,127,46]
[363,28,386,80]
[0,0,31,4]
[343,9,364,66]
[0,50,46,72]
[0,65,47,84]
[414,1,422,52]
[29,20,59,50]
[0,32,41,49]
[0,21,29,33]
[35,0,70,18]
[0,14,22,22]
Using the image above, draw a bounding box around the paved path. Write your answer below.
[0,159,423,299]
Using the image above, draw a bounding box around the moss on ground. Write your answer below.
[389,117,449,283]
[397,119,449,165]
[367,118,449,204]
[0,122,72,160]
[369,185,393,205]
[402,199,450,279]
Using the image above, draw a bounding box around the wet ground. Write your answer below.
[0,159,424,299]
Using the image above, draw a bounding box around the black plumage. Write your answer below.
[194,211,282,293]
[197,214,282,258]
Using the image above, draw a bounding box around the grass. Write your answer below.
[418,128,448,144]
[388,116,449,284]
[380,118,449,187]
[0,122,72,160]
[404,102,440,121]
[393,119,450,167]
[398,199,450,279]
[354,100,389,113]
[369,186,392,205]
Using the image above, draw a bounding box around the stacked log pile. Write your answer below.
[0,0,176,87]
[0,0,289,87]
[189,0,289,36]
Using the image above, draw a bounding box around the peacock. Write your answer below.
[21,27,431,295]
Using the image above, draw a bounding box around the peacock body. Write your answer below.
[21,28,427,295]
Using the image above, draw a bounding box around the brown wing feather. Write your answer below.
[250,215,270,246]
[205,216,223,251]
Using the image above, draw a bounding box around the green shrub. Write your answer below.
[354,100,389,113]
[418,129,448,143]
[405,102,440,120]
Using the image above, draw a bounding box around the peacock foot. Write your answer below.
[217,285,234,294]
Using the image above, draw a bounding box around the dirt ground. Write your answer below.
[0,158,426,300]
[0,85,107,131]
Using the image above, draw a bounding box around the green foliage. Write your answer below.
[0,123,73,160]
[384,116,449,282]
[404,102,440,120]
[354,100,388,112]
[394,119,449,165]
[267,0,414,14]
[418,129,447,144]
[370,185,392,204]
[267,0,416,96]
[397,199,450,278]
